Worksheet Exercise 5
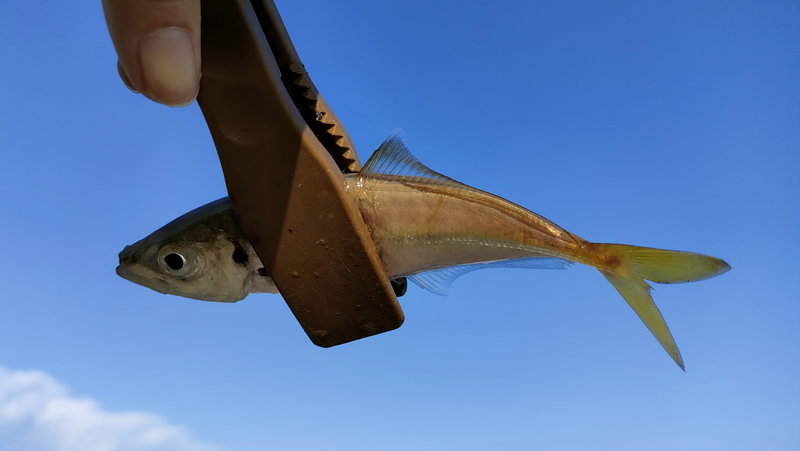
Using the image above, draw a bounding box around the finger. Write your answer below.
[103,0,201,107]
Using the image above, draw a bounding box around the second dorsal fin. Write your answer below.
[361,135,466,187]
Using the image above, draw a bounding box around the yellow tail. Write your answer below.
[594,243,730,370]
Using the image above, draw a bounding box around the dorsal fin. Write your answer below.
[361,135,466,187]
[408,257,572,296]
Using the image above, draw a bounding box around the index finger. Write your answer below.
[103,0,201,107]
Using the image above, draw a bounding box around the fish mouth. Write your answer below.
[115,263,138,283]
[118,244,139,265]
[115,244,140,283]
[116,261,172,295]
[115,262,142,285]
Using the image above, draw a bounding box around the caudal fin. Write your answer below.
[595,244,730,370]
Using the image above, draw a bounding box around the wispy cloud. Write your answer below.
[0,366,217,451]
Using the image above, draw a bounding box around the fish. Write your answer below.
[117,135,730,369]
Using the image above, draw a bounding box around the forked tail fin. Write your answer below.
[595,244,730,370]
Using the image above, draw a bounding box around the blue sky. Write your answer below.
[0,1,798,450]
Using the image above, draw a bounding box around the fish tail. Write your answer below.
[592,243,730,370]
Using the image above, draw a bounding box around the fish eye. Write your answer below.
[163,253,185,271]
[157,245,199,278]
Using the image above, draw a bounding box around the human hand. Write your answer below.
[103,0,200,107]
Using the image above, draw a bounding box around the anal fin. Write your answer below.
[408,257,571,296]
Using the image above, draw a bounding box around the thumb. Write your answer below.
[103,0,201,107]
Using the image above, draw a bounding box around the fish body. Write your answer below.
[346,174,583,277]
[117,136,730,368]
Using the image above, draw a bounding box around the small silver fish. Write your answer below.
[117,136,729,368]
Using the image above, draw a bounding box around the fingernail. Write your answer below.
[117,61,140,94]
[139,27,198,107]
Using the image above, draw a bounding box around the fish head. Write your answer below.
[116,198,257,302]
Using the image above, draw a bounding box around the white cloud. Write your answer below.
[0,366,218,451]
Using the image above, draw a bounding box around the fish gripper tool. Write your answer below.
[197,0,404,346]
